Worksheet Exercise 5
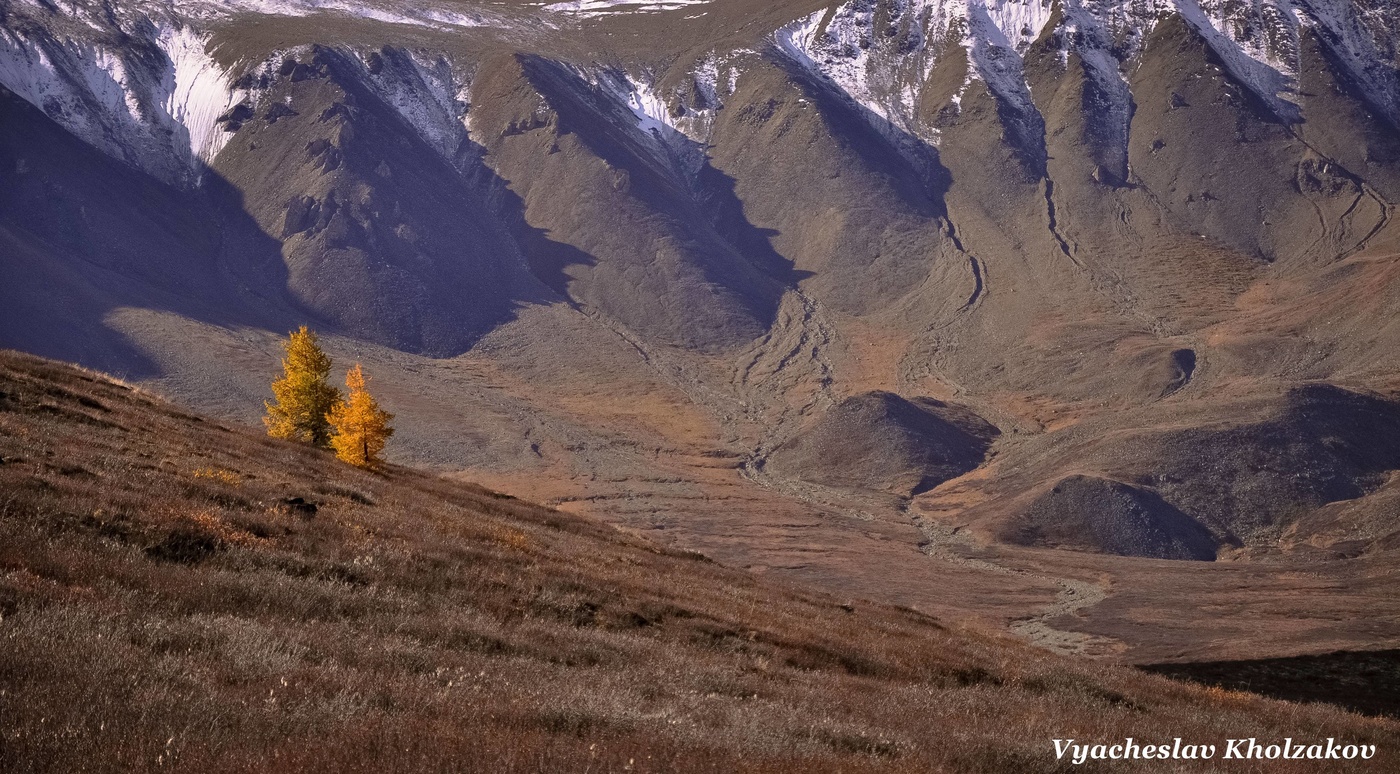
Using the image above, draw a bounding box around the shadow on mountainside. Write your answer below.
[0,85,295,380]
[766,47,953,221]
[512,55,801,347]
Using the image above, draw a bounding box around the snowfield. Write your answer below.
[773,0,1398,144]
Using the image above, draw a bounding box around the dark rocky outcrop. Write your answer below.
[767,391,998,495]
[1142,385,1400,546]
[1006,475,1218,561]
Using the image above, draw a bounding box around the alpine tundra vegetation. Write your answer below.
[2,0,1400,767]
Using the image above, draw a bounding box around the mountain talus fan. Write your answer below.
[263,326,342,449]
[329,363,395,468]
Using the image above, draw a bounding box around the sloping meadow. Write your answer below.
[0,349,1396,771]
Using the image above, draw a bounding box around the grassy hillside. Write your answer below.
[0,350,1395,772]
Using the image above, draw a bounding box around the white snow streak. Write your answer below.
[159,26,240,164]
[1295,0,1400,125]
[193,0,490,31]
[0,22,237,185]
[360,50,475,165]
[776,0,1399,131]
[2,0,1396,187]
[776,1,1055,140]
[544,0,709,17]
[1173,0,1300,119]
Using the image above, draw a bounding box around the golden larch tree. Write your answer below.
[328,363,395,467]
[264,326,342,448]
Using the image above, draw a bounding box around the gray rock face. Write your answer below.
[210,47,546,357]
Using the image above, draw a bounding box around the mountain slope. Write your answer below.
[8,350,1400,771]
[3,0,1400,663]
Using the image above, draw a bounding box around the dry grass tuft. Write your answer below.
[192,466,243,486]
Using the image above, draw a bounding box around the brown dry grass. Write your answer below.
[0,350,1396,772]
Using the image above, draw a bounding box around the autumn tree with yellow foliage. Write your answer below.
[264,326,342,448]
[328,363,395,468]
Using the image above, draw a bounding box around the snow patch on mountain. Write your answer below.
[623,78,674,135]
[1069,0,1395,126]
[962,1,1045,120]
[544,0,710,17]
[773,0,1399,141]
[3,0,1395,190]
[577,63,726,182]
[982,0,1056,51]
[1174,0,1301,120]
[775,5,916,138]
[775,1,1055,144]
[192,0,491,31]
[357,49,476,167]
[1293,0,1400,127]
[590,55,741,147]
[1050,1,1135,180]
[694,54,721,107]
[160,26,241,164]
[0,20,237,186]
[595,71,696,144]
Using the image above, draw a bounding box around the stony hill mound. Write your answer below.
[4,350,1397,771]
[766,391,999,496]
[1090,385,1400,552]
[1148,385,1400,547]
[945,383,1400,562]
[1005,475,1219,561]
